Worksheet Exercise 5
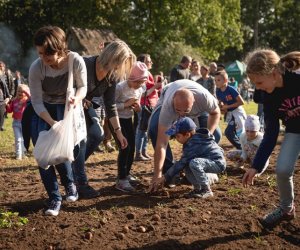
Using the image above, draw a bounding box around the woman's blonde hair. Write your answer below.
[245,49,300,75]
[34,26,68,57]
[97,39,136,81]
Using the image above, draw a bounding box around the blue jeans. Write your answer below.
[148,107,174,173]
[33,103,75,202]
[197,112,222,143]
[184,158,225,188]
[135,110,148,154]
[72,107,104,185]
[12,119,24,158]
[276,133,300,212]
[225,116,242,149]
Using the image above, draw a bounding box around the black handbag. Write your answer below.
[139,91,153,131]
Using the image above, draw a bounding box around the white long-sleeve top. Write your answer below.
[115,80,145,119]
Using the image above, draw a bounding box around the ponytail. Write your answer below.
[280,51,300,71]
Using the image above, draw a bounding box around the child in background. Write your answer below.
[152,117,226,198]
[6,84,30,159]
[227,115,269,174]
[215,70,247,149]
[115,62,149,192]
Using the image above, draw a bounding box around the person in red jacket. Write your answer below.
[6,84,30,159]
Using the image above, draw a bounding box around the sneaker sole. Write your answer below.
[115,186,135,192]
[66,195,79,202]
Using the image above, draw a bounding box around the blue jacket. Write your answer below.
[164,128,226,182]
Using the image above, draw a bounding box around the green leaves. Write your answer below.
[0,210,29,228]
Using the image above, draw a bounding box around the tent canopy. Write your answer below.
[225,60,246,83]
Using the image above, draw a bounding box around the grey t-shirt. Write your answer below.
[29,51,87,115]
[156,79,219,128]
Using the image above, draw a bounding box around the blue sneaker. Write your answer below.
[45,200,61,216]
[259,206,296,229]
[65,183,79,202]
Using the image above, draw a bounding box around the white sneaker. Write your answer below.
[126,174,140,184]
[45,200,61,216]
[65,183,79,202]
[206,173,219,185]
[116,179,136,192]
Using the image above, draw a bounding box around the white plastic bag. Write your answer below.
[33,108,75,169]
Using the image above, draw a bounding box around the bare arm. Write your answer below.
[153,124,169,178]
[207,106,221,134]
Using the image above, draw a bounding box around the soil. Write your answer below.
[0,135,299,250]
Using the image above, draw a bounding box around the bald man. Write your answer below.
[148,79,221,192]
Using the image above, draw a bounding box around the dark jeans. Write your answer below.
[148,107,174,174]
[197,112,222,144]
[118,117,135,179]
[33,103,75,202]
[0,103,5,129]
[225,116,242,149]
[72,107,104,185]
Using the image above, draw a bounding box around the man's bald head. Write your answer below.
[173,88,195,116]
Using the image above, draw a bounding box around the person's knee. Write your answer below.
[275,163,294,178]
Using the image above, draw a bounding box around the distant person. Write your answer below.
[242,49,300,229]
[189,60,201,82]
[0,61,14,97]
[209,62,217,77]
[6,84,30,159]
[228,77,238,90]
[198,65,216,96]
[0,63,10,131]
[170,55,192,82]
[152,117,226,198]
[215,70,246,149]
[13,70,23,97]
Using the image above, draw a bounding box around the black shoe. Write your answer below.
[77,184,100,199]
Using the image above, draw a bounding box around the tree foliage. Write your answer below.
[0,0,299,74]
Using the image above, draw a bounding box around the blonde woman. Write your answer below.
[73,40,137,198]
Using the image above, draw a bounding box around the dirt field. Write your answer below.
[0,135,299,250]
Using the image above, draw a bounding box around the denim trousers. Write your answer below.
[148,107,174,173]
[135,110,148,154]
[72,107,104,185]
[276,132,300,212]
[184,158,225,189]
[225,116,242,149]
[118,117,135,179]
[12,119,24,158]
[33,103,75,202]
[197,112,222,144]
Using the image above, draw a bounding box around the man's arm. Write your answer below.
[153,123,170,179]
[207,106,221,135]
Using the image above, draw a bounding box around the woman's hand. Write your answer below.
[242,168,258,187]
[68,95,80,108]
[115,130,128,149]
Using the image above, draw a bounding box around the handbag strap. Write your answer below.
[67,52,75,91]
[64,52,75,117]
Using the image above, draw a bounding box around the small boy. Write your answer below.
[215,70,247,149]
[153,117,226,198]
[227,114,269,174]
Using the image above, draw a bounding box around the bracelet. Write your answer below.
[114,127,121,132]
